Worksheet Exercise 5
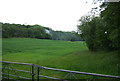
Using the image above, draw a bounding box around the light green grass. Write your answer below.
[2,38,119,79]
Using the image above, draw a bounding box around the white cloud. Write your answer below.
[0,0,99,31]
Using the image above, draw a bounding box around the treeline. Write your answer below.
[50,31,83,41]
[1,23,52,39]
[1,22,83,41]
[77,2,120,51]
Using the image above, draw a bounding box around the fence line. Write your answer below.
[0,61,120,81]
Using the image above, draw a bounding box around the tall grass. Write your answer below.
[2,38,119,79]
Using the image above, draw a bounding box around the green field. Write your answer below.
[2,38,119,79]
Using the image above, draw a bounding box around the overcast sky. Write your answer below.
[0,0,100,31]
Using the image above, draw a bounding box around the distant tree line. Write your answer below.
[1,23,51,39]
[50,30,83,41]
[77,2,120,51]
[1,22,83,41]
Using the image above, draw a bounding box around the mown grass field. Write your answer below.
[2,38,119,79]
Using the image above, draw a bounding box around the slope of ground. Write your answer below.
[2,38,119,78]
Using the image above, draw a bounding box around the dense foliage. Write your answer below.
[50,31,83,41]
[2,23,52,39]
[1,22,83,41]
[77,2,120,51]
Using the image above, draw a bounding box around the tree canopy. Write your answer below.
[77,1,120,51]
[1,22,83,41]
[2,23,52,39]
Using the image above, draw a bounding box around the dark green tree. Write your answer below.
[77,1,120,51]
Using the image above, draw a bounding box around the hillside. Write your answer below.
[2,38,118,78]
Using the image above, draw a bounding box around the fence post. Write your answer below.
[32,64,35,81]
[117,64,119,76]
[8,64,9,80]
[37,67,39,81]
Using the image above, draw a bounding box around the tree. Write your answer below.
[77,1,120,51]
[100,2,120,50]
[2,23,52,39]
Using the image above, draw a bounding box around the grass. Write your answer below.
[2,38,119,79]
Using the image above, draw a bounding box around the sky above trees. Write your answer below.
[0,0,101,31]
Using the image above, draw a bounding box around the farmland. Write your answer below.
[2,38,119,79]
